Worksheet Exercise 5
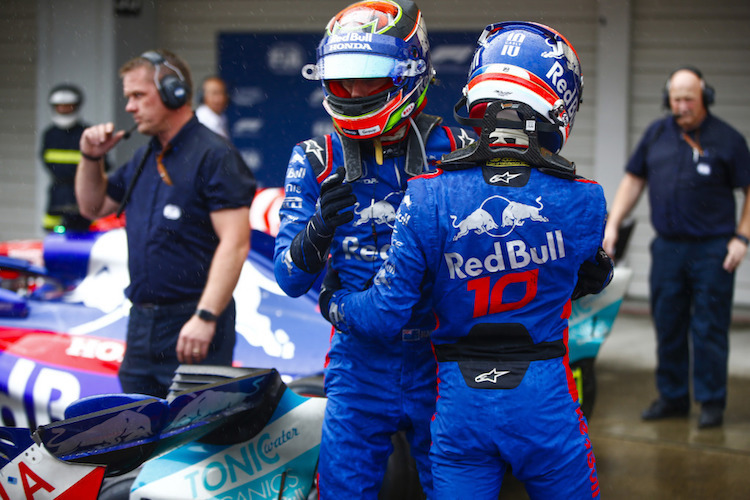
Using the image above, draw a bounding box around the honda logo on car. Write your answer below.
[66,336,124,363]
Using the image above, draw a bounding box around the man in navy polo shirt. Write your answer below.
[604,67,750,428]
[75,49,256,398]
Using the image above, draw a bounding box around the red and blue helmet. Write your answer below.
[465,21,583,154]
[303,0,433,140]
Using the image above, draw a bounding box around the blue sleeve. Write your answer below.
[331,178,432,337]
[273,144,324,297]
[728,126,750,189]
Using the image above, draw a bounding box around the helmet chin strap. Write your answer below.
[338,132,364,183]
[443,97,577,180]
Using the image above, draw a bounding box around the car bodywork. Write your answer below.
[0,190,333,429]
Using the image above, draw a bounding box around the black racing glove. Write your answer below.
[572,247,614,300]
[289,167,356,274]
[318,264,343,324]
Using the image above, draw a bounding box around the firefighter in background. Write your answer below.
[41,84,107,231]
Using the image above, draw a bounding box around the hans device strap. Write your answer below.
[444,98,577,180]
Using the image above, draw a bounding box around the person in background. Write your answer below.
[318,21,610,499]
[272,1,475,497]
[195,75,230,139]
[603,67,750,429]
[41,84,107,231]
[75,49,256,398]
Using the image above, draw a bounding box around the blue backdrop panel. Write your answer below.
[219,32,477,188]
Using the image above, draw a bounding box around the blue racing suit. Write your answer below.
[273,118,475,499]
[328,161,606,499]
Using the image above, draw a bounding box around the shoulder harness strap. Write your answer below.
[443,98,578,180]
[339,113,444,182]
[405,113,443,178]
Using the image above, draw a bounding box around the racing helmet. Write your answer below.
[48,84,84,129]
[302,0,433,140]
[464,22,583,154]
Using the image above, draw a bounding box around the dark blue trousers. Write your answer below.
[650,236,733,408]
[119,299,236,398]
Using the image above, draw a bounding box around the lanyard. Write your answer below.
[681,130,703,162]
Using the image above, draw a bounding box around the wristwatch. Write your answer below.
[195,308,218,322]
[735,233,750,246]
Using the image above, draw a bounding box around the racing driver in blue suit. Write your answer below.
[319,22,613,499]
[272,1,474,498]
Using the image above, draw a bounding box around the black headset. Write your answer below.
[662,66,715,110]
[140,51,190,109]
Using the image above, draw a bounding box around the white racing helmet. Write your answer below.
[464,21,583,154]
[48,83,84,129]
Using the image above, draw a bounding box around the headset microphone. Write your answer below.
[123,123,138,140]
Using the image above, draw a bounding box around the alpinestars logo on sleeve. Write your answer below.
[303,139,325,167]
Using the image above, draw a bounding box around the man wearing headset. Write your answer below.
[604,67,750,428]
[75,49,256,398]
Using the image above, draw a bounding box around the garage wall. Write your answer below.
[624,0,750,300]
[3,0,750,304]
[0,1,38,241]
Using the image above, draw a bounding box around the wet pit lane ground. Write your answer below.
[499,307,750,499]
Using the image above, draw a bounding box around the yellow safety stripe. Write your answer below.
[43,149,82,164]
[42,213,63,231]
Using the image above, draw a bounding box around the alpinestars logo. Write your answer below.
[456,128,476,149]
[488,171,522,184]
[303,139,325,167]
[450,195,547,241]
[475,368,510,383]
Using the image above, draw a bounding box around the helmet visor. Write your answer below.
[308,32,426,81]
[319,53,419,81]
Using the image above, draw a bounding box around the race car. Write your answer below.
[0,189,335,430]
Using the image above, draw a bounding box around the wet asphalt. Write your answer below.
[498,302,750,499]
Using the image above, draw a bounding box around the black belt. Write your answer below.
[434,322,566,363]
[132,298,199,309]
[660,234,731,242]
[435,339,566,363]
